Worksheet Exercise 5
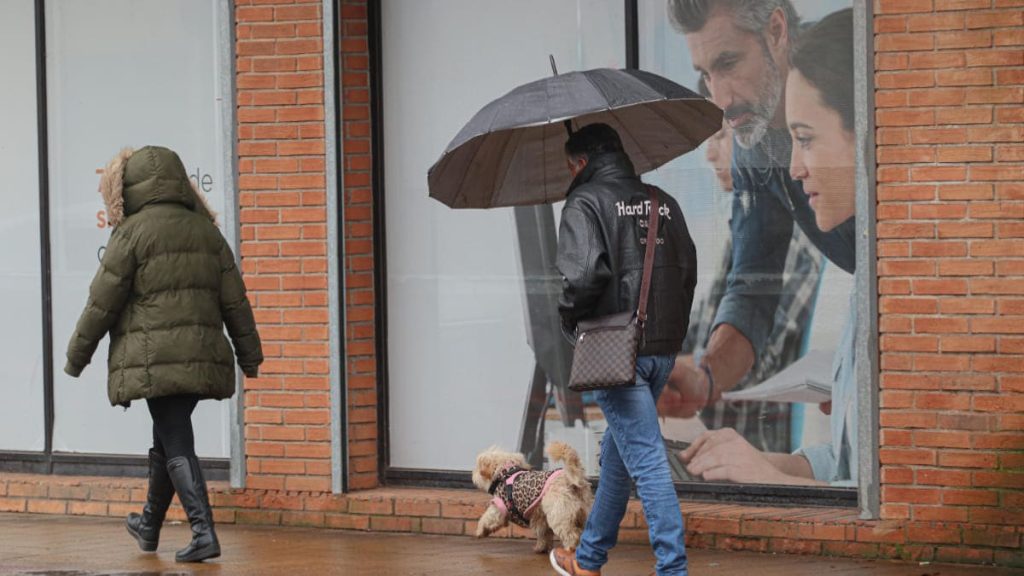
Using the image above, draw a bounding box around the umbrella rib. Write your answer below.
[581,72,657,169]
[581,71,612,110]
[543,124,552,204]
[491,128,522,202]
[546,123,564,205]
[606,106,654,170]
[588,71,712,169]
[542,80,555,204]
[453,131,492,208]
[584,69,664,112]
[646,100,698,152]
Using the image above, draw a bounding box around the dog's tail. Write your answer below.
[547,441,586,486]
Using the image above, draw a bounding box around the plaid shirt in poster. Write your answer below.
[680,226,824,454]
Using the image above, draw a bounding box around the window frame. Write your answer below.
[370,0,877,515]
[0,0,242,485]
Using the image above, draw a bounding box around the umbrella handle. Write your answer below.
[549,55,574,137]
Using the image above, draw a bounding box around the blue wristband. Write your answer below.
[700,364,715,408]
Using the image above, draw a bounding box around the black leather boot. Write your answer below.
[166,455,221,562]
[126,449,174,552]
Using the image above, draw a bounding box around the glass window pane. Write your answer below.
[384,0,625,472]
[0,0,45,452]
[47,0,232,457]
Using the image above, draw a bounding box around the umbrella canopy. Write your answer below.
[428,67,723,209]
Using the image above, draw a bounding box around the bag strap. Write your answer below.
[637,185,660,326]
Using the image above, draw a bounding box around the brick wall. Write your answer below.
[236,0,333,494]
[873,0,1024,548]
[235,0,376,492]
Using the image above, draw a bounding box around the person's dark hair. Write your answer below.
[564,123,625,161]
[790,8,854,133]
[667,0,800,46]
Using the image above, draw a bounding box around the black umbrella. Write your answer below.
[428,66,723,209]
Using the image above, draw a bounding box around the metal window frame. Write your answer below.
[371,0,876,511]
[325,0,349,494]
[386,468,857,508]
[0,451,230,481]
[218,0,247,491]
[368,0,392,489]
[35,0,55,470]
[625,0,639,69]
[853,0,880,520]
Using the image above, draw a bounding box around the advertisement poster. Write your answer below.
[387,0,862,490]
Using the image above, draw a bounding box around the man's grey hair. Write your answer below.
[667,0,801,46]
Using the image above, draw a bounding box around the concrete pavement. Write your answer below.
[0,513,1018,575]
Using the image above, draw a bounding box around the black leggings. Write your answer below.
[146,394,201,460]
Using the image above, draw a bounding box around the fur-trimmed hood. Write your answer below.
[68,145,262,407]
[99,145,217,227]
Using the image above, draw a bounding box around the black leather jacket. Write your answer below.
[556,151,698,356]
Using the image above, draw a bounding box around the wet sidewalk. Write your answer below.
[0,513,1017,576]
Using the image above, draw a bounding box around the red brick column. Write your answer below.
[874,0,1023,565]
[236,0,332,493]
[339,0,379,491]
[235,0,377,492]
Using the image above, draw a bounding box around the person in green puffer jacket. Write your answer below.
[65,145,263,563]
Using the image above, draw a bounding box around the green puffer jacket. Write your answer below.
[65,145,263,406]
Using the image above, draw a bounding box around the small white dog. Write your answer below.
[471,442,593,553]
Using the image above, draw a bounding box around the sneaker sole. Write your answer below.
[549,549,573,576]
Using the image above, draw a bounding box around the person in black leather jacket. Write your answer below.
[555,127,698,354]
[550,123,696,576]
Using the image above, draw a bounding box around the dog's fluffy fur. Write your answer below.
[471,442,593,553]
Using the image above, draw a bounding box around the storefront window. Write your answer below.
[385,0,866,495]
[46,0,233,457]
[383,0,625,472]
[0,0,45,452]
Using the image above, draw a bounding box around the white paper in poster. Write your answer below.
[0,0,45,452]
[47,0,232,457]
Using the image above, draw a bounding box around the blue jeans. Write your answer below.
[576,355,688,576]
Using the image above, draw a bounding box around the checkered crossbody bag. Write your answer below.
[568,186,660,392]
